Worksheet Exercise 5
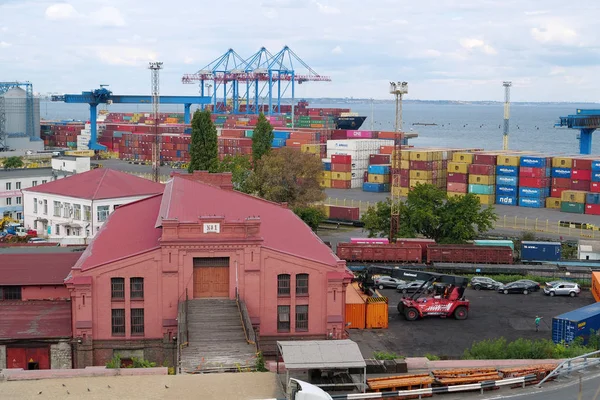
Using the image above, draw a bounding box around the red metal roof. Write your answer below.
[0,253,82,285]
[23,168,164,200]
[74,195,163,272]
[157,177,339,265]
[0,301,72,339]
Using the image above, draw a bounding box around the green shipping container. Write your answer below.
[468,184,495,195]
[561,201,585,214]
[473,239,515,251]
[245,130,253,138]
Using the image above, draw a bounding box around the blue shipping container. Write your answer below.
[496,195,517,206]
[496,175,518,186]
[272,138,286,147]
[551,168,571,178]
[518,197,544,208]
[593,172,600,182]
[496,165,518,176]
[368,165,390,175]
[362,182,389,192]
[521,241,561,262]
[323,162,331,171]
[592,161,600,172]
[519,187,547,199]
[519,156,548,168]
[552,302,600,344]
[586,193,600,205]
[468,184,495,195]
[273,131,290,139]
[496,185,517,196]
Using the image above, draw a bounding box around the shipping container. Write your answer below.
[427,245,513,264]
[593,172,600,182]
[551,187,567,198]
[452,152,474,163]
[447,172,468,184]
[571,180,591,191]
[520,156,548,168]
[336,243,423,263]
[521,241,561,262]
[320,179,331,188]
[520,177,550,188]
[561,201,586,214]
[331,154,352,164]
[551,168,572,178]
[496,175,518,186]
[586,204,600,216]
[345,284,366,330]
[468,184,495,195]
[546,197,561,209]
[366,297,389,329]
[448,162,469,174]
[331,163,352,172]
[552,157,573,168]
[518,197,544,208]
[468,175,493,185]
[475,194,495,205]
[447,182,468,193]
[552,178,571,189]
[592,161,600,172]
[328,206,360,221]
[362,182,390,192]
[469,164,495,175]
[592,182,600,193]
[496,195,518,206]
[496,185,517,196]
[561,190,587,203]
[330,179,351,189]
[447,192,466,199]
[552,302,600,344]
[321,171,332,180]
[519,187,547,199]
[587,193,600,205]
[369,154,391,165]
[367,174,390,184]
[497,155,520,167]
[520,167,549,178]
[368,165,390,175]
[572,158,593,170]
[496,165,519,176]
[571,169,592,181]
[473,154,497,165]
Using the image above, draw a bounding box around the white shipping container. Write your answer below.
[321,158,331,163]
[327,139,390,152]
[351,178,364,189]
[326,149,372,159]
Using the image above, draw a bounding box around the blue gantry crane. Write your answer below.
[0,81,34,150]
[556,109,600,154]
[51,87,210,150]
[182,46,331,115]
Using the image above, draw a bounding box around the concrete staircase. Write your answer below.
[180,299,257,373]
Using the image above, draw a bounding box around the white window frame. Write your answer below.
[73,204,81,220]
[53,201,61,217]
[33,198,38,214]
[97,205,110,222]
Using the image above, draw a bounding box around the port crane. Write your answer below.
[556,109,600,155]
[182,46,331,115]
[51,88,210,151]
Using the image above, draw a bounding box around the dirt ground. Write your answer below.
[0,372,285,400]
[350,288,594,359]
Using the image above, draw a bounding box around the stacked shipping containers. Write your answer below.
[327,139,390,189]
[548,156,572,209]
[468,153,497,205]
[587,161,600,215]
[447,151,472,196]
[496,154,521,206]
[518,155,551,208]
[329,154,353,189]
[363,164,391,192]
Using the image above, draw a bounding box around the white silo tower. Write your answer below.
[1,87,42,151]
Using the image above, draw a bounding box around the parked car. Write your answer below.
[513,279,541,292]
[544,281,581,297]
[374,276,406,290]
[397,280,431,294]
[470,277,502,291]
[497,281,540,295]
[28,237,48,243]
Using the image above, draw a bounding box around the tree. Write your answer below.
[361,183,497,243]
[3,156,24,169]
[251,112,274,162]
[248,147,324,207]
[217,154,252,193]
[293,206,326,232]
[188,109,218,173]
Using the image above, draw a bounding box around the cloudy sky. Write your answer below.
[1,0,599,101]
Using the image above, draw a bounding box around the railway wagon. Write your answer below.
[427,245,514,264]
[336,243,423,263]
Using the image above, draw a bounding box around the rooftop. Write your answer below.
[0,301,72,339]
[277,340,366,370]
[0,245,87,255]
[0,168,71,179]
[1,252,82,285]
[23,168,165,200]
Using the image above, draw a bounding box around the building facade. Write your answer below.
[0,168,71,221]
[22,168,164,244]
[66,172,352,367]
[51,156,91,174]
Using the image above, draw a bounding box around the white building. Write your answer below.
[51,156,91,174]
[578,240,600,261]
[0,168,72,222]
[21,168,164,244]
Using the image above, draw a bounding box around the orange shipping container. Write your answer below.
[365,297,388,329]
[290,132,318,141]
[286,139,309,147]
[380,146,395,155]
[592,272,600,302]
[345,283,366,329]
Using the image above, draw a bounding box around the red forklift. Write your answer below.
[356,266,470,321]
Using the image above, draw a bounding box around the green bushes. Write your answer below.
[105,353,157,368]
[373,351,401,360]
[463,337,597,360]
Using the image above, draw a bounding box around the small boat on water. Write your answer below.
[412,122,437,126]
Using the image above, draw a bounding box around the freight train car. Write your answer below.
[426,245,514,264]
[336,243,423,263]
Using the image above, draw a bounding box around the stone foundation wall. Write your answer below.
[50,341,72,369]
[0,345,6,369]
[74,337,177,368]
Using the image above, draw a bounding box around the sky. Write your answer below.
[1,0,599,102]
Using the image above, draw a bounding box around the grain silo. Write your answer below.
[0,85,42,152]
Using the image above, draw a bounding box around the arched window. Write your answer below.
[277,274,291,296]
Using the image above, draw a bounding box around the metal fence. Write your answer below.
[322,197,599,239]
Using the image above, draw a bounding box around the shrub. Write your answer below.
[255,351,268,372]
[463,337,597,360]
[424,353,440,361]
[373,351,400,360]
[106,354,121,369]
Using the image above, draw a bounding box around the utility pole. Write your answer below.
[389,81,408,241]
[149,61,163,183]
[503,81,512,151]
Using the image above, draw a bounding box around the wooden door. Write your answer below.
[193,257,230,298]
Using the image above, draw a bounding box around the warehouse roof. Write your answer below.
[277,340,365,370]
[579,240,600,254]
[23,168,164,200]
[0,167,71,179]
[0,252,82,285]
[0,301,72,339]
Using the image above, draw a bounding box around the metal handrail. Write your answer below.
[185,288,189,346]
[538,349,600,387]
[236,288,257,346]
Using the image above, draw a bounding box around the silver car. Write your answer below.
[544,281,581,297]
[374,276,406,290]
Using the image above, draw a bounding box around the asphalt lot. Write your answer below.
[350,288,594,360]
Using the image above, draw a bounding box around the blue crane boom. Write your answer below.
[556,109,600,155]
[51,87,210,150]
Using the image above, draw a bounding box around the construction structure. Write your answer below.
[503,81,512,151]
[0,81,39,152]
[149,62,163,183]
[556,109,600,155]
[182,46,331,115]
[389,81,408,240]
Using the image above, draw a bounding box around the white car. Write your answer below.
[374,276,406,290]
[28,237,48,243]
[544,282,581,297]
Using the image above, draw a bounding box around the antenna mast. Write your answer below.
[389,81,408,241]
[149,62,163,183]
[503,81,512,151]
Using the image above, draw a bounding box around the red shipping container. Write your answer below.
[520,177,549,188]
[369,154,391,165]
[447,182,468,193]
[551,187,567,198]
[473,154,498,165]
[330,131,348,140]
[290,132,318,141]
[592,182,600,193]
[552,178,571,189]
[331,163,352,172]
[572,169,592,180]
[328,205,359,221]
[330,180,351,189]
[400,176,409,187]
[519,167,547,178]
[410,160,434,170]
[379,146,395,155]
[469,164,495,175]
[331,154,351,164]
[447,172,468,184]
[573,158,593,170]
[586,204,600,216]
[571,180,591,191]
[399,169,409,178]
